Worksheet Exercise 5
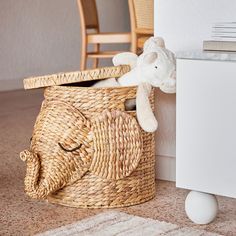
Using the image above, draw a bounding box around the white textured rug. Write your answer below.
[36,211,221,236]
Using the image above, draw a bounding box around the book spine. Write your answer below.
[203,41,236,52]
[212,29,236,34]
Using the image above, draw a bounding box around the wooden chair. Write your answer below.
[77,0,131,70]
[128,0,154,54]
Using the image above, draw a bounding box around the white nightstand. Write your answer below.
[176,52,236,224]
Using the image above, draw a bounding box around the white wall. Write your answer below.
[154,0,236,181]
[0,0,130,91]
[155,0,236,52]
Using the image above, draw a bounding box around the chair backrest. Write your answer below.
[128,0,154,30]
[77,0,99,31]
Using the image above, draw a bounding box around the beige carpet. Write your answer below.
[37,211,221,236]
[1,89,236,236]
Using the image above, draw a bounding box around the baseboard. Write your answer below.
[0,79,23,91]
[156,155,176,181]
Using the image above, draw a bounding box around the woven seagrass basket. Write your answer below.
[20,65,156,208]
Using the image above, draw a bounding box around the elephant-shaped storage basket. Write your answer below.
[21,65,155,208]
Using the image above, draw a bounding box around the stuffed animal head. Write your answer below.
[137,48,176,93]
[112,36,176,94]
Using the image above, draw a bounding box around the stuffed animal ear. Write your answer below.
[113,52,138,69]
[142,52,158,65]
[143,37,165,52]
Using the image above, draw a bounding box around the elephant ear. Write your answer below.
[89,110,142,180]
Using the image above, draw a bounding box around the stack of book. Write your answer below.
[203,22,236,52]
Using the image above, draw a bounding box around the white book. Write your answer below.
[212,32,236,35]
[214,21,236,24]
[211,36,236,42]
[212,28,236,33]
[213,22,236,27]
[212,33,236,38]
[213,25,236,29]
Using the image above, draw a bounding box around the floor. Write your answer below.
[1,89,236,236]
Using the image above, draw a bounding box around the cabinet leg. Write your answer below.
[185,191,218,224]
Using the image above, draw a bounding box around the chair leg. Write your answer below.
[131,34,138,54]
[93,44,100,69]
[80,53,87,71]
[80,37,87,71]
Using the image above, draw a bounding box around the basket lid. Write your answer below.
[23,65,130,90]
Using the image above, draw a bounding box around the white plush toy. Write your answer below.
[93,37,176,132]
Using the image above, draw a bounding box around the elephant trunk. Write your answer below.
[20,150,49,199]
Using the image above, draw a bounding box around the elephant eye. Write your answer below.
[58,143,82,152]
[30,137,32,143]
[155,66,158,69]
